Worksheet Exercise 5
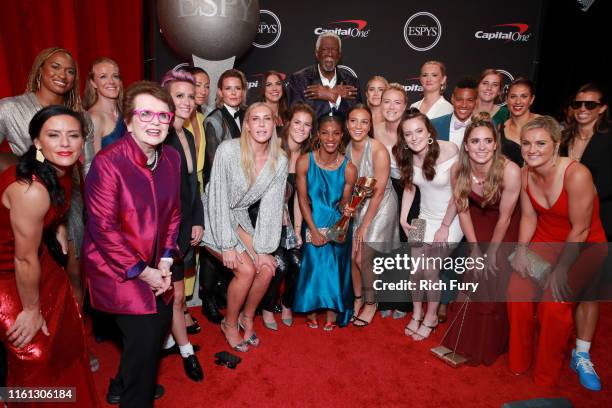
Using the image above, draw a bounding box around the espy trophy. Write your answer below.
[326,176,376,243]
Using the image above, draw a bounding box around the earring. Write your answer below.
[402,142,410,150]
[35,74,41,90]
[36,147,45,163]
[427,137,433,145]
[315,140,321,151]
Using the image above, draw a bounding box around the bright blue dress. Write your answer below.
[293,153,354,326]
[101,116,127,149]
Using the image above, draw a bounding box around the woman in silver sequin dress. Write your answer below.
[202,102,288,352]
[346,105,399,327]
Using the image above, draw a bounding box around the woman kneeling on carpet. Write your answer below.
[202,102,288,352]
[293,115,357,329]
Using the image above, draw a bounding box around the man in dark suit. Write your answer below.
[431,78,478,147]
[200,69,247,324]
[287,33,361,119]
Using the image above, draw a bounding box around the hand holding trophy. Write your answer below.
[326,177,376,243]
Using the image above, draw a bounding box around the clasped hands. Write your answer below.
[139,259,173,296]
[304,84,358,102]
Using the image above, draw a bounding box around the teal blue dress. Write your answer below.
[293,153,354,326]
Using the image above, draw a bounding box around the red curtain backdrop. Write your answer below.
[0,0,143,99]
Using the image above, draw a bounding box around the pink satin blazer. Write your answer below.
[82,134,181,314]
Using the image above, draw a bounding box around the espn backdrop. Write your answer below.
[151,0,544,106]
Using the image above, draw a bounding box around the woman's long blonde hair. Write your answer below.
[240,102,285,185]
[454,112,506,211]
[82,57,123,111]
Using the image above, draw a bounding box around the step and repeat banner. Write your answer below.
[152,0,544,105]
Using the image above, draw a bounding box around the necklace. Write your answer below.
[146,149,159,171]
[317,149,340,168]
[471,172,485,185]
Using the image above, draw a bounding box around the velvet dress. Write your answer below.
[0,166,99,407]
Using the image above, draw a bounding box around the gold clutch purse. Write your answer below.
[406,218,426,243]
[508,249,552,288]
[304,228,329,243]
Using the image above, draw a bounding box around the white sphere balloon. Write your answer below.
[158,0,260,60]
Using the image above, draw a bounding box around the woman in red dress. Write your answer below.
[508,116,607,387]
[0,105,99,407]
[445,112,521,365]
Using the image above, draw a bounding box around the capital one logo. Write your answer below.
[403,76,423,93]
[403,12,442,52]
[314,20,370,39]
[253,10,282,48]
[475,23,531,43]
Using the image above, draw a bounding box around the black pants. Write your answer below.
[199,249,230,305]
[261,247,301,311]
[112,297,172,408]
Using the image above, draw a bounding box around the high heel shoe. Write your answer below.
[281,306,293,327]
[262,311,279,331]
[404,315,423,337]
[323,321,337,332]
[353,302,377,327]
[220,319,249,352]
[351,295,364,323]
[411,318,438,341]
[238,314,260,347]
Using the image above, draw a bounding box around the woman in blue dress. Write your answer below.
[293,116,357,329]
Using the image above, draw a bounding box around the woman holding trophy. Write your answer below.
[345,105,399,327]
[293,116,357,330]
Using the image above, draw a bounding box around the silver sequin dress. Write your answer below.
[202,139,288,255]
[346,139,399,250]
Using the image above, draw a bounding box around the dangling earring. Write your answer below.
[427,137,433,145]
[315,140,321,151]
[35,74,41,91]
[402,142,410,150]
[36,147,45,163]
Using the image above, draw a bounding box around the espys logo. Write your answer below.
[475,23,531,42]
[246,72,287,89]
[403,12,442,52]
[253,10,281,48]
[403,77,423,93]
[314,20,370,38]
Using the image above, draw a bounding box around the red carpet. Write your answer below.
[90,303,612,407]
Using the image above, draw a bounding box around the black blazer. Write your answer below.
[287,64,362,120]
[203,106,244,185]
[165,127,204,252]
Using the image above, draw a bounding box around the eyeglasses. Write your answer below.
[570,100,602,110]
[132,109,174,124]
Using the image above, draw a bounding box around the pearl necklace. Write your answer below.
[146,150,159,171]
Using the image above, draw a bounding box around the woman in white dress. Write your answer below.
[394,108,462,341]
[410,61,453,120]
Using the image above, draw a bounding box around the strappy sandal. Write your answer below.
[404,315,423,337]
[306,317,319,329]
[238,314,260,347]
[323,321,337,332]
[352,302,377,327]
[220,319,249,352]
[411,319,438,341]
[351,295,364,323]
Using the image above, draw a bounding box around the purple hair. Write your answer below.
[160,69,195,89]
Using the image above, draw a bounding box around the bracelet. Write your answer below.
[160,257,174,266]
[441,222,450,228]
